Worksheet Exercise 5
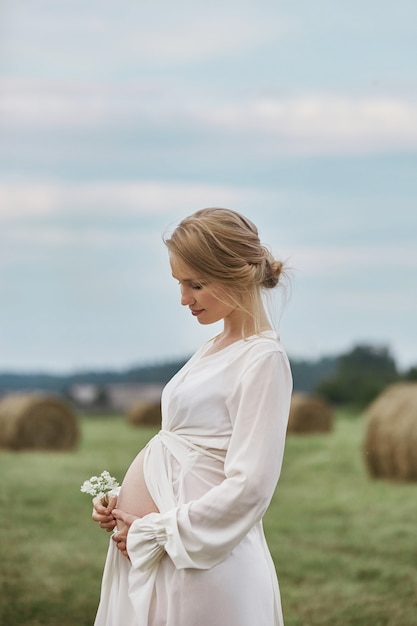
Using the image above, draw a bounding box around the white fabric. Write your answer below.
[94,330,292,626]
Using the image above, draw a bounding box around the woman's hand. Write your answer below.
[92,495,118,532]
[111,508,139,559]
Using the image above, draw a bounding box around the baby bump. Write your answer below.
[117,447,159,529]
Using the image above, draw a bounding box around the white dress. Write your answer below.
[94,330,293,626]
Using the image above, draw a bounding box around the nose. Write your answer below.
[180,285,196,307]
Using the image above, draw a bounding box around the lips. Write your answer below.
[190,309,204,316]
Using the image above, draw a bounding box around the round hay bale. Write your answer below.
[287,392,333,434]
[127,401,161,427]
[363,382,417,481]
[0,393,80,451]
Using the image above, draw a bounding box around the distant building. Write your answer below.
[70,384,99,407]
[106,382,163,413]
[69,382,164,414]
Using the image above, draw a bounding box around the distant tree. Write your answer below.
[403,365,417,381]
[290,356,337,392]
[315,344,399,407]
[94,386,110,408]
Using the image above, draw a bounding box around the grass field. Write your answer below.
[1,411,416,626]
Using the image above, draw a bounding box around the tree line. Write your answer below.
[315,344,416,407]
[0,344,415,408]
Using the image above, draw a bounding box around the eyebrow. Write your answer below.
[171,273,204,284]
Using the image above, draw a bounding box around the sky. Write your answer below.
[1,0,416,373]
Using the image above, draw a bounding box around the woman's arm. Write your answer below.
[124,349,292,571]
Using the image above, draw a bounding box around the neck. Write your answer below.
[221,304,272,341]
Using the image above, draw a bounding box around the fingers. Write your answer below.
[112,531,130,559]
[112,508,137,527]
[112,534,126,551]
[106,495,117,511]
[93,496,114,516]
[92,512,116,531]
[101,519,117,532]
[92,502,117,532]
[92,508,114,523]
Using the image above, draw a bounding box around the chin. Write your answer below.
[197,315,221,326]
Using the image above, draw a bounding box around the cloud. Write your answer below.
[2,78,417,156]
[286,244,417,276]
[2,2,291,74]
[0,79,156,129]
[196,95,417,155]
[120,15,279,66]
[336,290,417,314]
[0,179,272,221]
[2,178,415,285]
[2,226,147,249]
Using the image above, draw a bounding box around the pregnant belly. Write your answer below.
[117,447,159,529]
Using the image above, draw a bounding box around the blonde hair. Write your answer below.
[164,208,285,330]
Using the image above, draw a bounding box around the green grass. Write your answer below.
[1,412,416,625]
[266,411,417,625]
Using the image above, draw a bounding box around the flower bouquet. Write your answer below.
[80,470,120,506]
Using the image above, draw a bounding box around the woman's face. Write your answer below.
[170,255,237,326]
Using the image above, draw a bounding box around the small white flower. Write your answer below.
[80,470,120,500]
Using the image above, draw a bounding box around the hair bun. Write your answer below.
[261,258,283,289]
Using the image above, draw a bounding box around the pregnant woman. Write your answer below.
[91,207,293,626]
